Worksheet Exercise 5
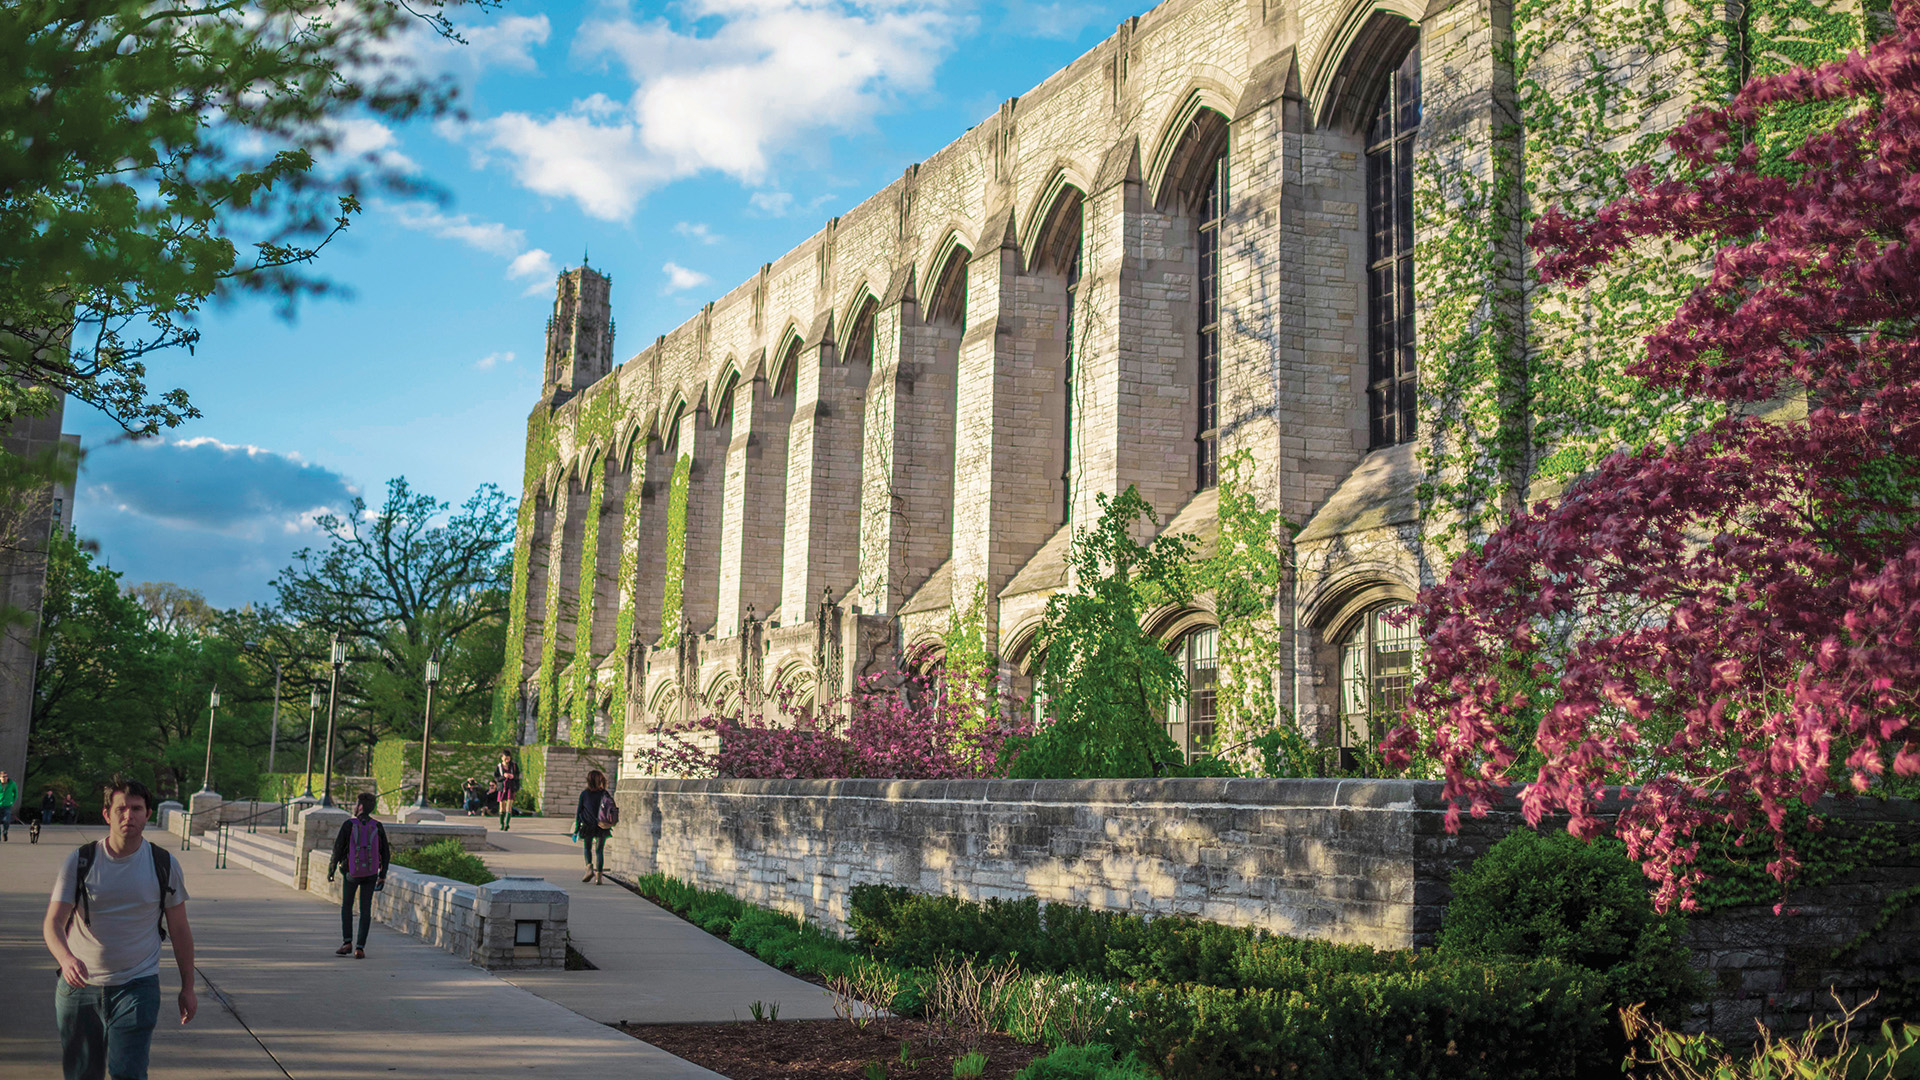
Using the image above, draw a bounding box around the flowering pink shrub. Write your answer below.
[1385,0,1920,911]
[659,670,1035,780]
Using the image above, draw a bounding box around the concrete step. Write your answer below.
[217,829,299,889]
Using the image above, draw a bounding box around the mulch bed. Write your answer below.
[618,1018,1044,1080]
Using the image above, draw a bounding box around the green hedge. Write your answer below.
[368,740,544,811]
[631,873,874,984]
[390,838,496,885]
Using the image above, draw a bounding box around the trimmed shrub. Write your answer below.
[390,839,495,885]
[1437,828,1701,1019]
[1012,1044,1156,1080]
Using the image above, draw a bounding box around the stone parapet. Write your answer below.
[608,776,1518,949]
[304,853,566,969]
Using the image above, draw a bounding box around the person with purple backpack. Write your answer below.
[326,793,390,959]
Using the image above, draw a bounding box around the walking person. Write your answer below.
[0,769,17,840]
[42,777,196,1080]
[42,787,59,827]
[326,793,390,959]
[491,751,520,832]
[573,770,617,885]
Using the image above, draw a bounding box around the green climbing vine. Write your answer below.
[1194,449,1294,772]
[605,454,646,753]
[567,467,604,744]
[940,580,994,727]
[1412,0,1873,556]
[659,452,692,649]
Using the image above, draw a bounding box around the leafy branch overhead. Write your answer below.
[0,0,472,433]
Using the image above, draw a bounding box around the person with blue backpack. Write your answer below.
[326,793,390,959]
[573,770,617,884]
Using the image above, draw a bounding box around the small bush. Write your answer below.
[1438,828,1701,1019]
[631,873,872,985]
[390,839,495,885]
[1012,1044,1156,1080]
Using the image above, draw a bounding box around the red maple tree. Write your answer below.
[1385,0,1920,910]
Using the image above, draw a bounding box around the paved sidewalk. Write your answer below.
[0,822,726,1079]
[480,815,843,1024]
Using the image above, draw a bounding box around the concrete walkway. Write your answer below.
[0,816,822,1078]
[481,816,842,1024]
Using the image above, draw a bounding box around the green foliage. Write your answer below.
[568,469,605,743]
[1622,1001,1920,1080]
[273,478,514,765]
[29,533,272,801]
[0,0,464,436]
[1438,829,1701,1019]
[942,581,996,730]
[660,453,692,649]
[371,739,408,805]
[1689,808,1910,914]
[1192,451,1294,770]
[631,873,870,982]
[1013,488,1190,779]
[1012,1044,1156,1080]
[389,838,495,886]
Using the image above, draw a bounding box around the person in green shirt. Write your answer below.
[0,769,17,841]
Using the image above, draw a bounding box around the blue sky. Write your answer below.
[75,0,1144,608]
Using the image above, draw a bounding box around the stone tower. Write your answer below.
[542,264,614,404]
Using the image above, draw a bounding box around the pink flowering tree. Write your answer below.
[660,670,1034,780]
[1384,0,1920,911]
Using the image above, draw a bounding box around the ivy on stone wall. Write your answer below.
[566,468,604,744]
[606,454,645,754]
[659,452,691,649]
[1413,0,1870,554]
[1194,450,1294,771]
[941,580,995,726]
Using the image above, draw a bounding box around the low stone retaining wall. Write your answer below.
[609,778,1920,1044]
[303,851,567,969]
[290,807,490,890]
[609,777,1520,948]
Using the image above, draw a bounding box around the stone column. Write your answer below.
[779,319,870,626]
[717,373,792,634]
[675,406,729,639]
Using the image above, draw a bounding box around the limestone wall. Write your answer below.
[608,776,1520,948]
[535,744,620,816]
[305,852,568,970]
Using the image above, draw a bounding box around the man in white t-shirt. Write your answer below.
[42,778,196,1080]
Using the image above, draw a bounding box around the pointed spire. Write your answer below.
[582,245,590,267]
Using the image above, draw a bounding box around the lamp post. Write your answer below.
[301,688,322,799]
[263,654,282,776]
[416,655,441,808]
[320,634,347,808]
[197,687,221,795]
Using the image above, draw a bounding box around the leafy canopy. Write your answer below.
[0,0,470,433]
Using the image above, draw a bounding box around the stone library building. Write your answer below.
[501,0,1855,772]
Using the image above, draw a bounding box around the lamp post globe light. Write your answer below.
[301,688,323,799]
[197,687,221,795]
[321,634,347,808]
[417,656,441,808]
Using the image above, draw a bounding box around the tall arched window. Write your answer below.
[1196,151,1227,489]
[1338,603,1417,747]
[1033,186,1086,524]
[1164,625,1219,760]
[1367,45,1420,448]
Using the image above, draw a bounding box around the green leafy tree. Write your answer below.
[1011,487,1193,779]
[0,0,482,434]
[272,478,513,765]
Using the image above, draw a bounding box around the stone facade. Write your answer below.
[503,0,1570,765]
[609,779,1920,1045]
[0,394,77,808]
[534,744,620,815]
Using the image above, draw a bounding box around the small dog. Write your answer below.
[29,815,40,843]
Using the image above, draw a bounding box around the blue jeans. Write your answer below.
[582,834,606,870]
[54,974,160,1080]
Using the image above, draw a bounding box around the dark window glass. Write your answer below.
[1197,152,1226,490]
[1338,603,1419,747]
[1366,45,1421,448]
[1165,627,1220,761]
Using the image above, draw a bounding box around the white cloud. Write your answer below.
[475,351,516,370]
[675,221,721,244]
[328,116,418,174]
[462,0,967,220]
[385,202,558,294]
[662,262,711,293]
[379,12,552,78]
[748,191,795,216]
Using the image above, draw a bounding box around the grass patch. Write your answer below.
[390,838,495,885]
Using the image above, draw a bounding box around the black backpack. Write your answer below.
[68,841,177,942]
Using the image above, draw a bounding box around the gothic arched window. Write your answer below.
[1338,603,1417,746]
[1164,625,1219,760]
[1367,45,1421,448]
[1196,151,1227,489]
